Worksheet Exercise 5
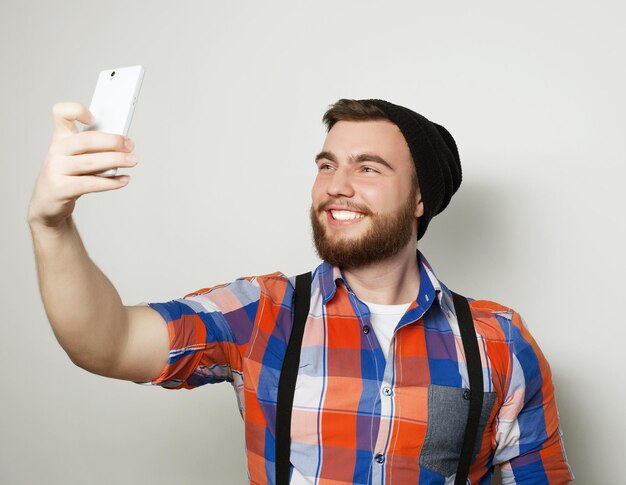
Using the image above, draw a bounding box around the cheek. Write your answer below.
[355,181,392,209]
[311,181,322,206]
[311,176,326,201]
[360,181,411,215]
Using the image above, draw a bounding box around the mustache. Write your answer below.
[317,200,372,215]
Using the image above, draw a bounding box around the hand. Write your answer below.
[27,102,139,228]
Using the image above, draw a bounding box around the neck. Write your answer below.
[341,242,420,305]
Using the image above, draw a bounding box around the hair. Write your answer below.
[322,98,419,189]
[322,98,388,132]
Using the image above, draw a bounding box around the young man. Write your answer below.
[28,99,573,484]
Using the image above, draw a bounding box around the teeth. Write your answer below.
[330,210,365,221]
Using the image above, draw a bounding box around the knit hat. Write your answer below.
[363,99,462,240]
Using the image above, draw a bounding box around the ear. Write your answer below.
[414,190,424,218]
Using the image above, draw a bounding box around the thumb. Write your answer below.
[51,102,95,137]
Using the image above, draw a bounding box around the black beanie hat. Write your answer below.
[362,99,462,241]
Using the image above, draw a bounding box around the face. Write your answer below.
[310,119,424,269]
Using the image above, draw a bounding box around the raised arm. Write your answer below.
[27,102,169,383]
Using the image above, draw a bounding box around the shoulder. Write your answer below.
[467,297,549,368]
[465,297,542,353]
[465,297,517,344]
[181,271,294,307]
[464,298,554,396]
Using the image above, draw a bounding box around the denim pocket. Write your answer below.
[418,384,497,477]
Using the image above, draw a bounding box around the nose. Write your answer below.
[326,168,355,198]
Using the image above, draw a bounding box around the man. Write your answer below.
[28,99,573,484]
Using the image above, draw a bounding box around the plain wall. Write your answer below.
[1,1,624,483]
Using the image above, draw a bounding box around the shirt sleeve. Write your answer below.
[493,310,574,484]
[140,276,262,390]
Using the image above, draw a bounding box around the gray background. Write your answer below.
[1,1,623,483]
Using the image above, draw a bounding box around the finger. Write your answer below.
[53,130,133,156]
[59,151,138,176]
[52,102,95,138]
[63,173,131,199]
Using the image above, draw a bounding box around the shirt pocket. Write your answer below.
[418,384,497,477]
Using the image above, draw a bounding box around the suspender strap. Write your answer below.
[276,272,311,485]
[275,274,482,485]
[451,290,483,485]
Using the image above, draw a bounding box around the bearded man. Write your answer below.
[29,98,573,484]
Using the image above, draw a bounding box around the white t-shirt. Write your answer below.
[361,299,413,358]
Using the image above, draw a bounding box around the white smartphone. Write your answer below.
[81,65,145,177]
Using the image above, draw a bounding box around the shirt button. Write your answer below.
[462,388,471,400]
[375,454,385,464]
[382,387,392,396]
[363,325,370,334]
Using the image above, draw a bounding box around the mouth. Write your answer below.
[329,209,365,220]
[325,209,366,225]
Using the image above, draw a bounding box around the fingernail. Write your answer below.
[126,154,138,163]
[125,138,134,150]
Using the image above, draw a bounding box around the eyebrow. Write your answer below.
[314,151,394,170]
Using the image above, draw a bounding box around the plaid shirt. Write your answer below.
[145,250,573,484]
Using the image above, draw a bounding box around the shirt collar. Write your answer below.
[315,248,452,315]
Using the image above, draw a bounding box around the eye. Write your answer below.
[362,166,378,173]
[318,163,333,171]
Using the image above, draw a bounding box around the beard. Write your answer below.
[310,186,418,269]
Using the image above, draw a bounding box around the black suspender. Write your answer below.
[275,272,482,485]
[276,272,311,485]
[451,290,484,485]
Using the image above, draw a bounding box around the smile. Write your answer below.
[326,210,366,226]
[330,210,365,221]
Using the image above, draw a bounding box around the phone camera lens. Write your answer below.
[111,71,116,77]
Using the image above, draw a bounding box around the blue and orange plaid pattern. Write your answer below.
[144,249,573,484]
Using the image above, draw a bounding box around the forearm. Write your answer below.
[29,215,127,375]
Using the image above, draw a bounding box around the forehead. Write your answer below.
[322,119,413,170]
